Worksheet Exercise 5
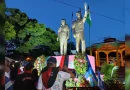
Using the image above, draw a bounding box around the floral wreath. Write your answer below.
[34,55,46,75]
[74,54,88,75]
[66,75,90,87]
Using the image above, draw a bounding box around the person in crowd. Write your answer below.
[37,57,75,90]
[5,57,13,90]
[10,67,18,83]
[10,62,22,82]
[32,69,39,86]
[10,61,15,70]
[13,62,37,90]
[14,62,22,74]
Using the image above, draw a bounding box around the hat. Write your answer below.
[47,57,57,64]
[25,62,34,70]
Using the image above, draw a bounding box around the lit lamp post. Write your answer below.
[26,57,31,61]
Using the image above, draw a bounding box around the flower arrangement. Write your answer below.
[74,54,88,75]
[66,75,90,88]
[66,54,90,88]
[34,55,46,75]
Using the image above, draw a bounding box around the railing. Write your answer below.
[99,57,125,66]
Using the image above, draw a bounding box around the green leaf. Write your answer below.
[6,8,59,54]
[5,21,16,40]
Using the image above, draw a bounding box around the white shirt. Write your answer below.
[37,71,71,90]
[5,72,10,78]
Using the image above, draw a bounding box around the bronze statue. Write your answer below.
[57,19,70,55]
[72,2,88,54]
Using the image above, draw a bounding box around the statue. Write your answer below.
[57,19,70,55]
[72,2,88,54]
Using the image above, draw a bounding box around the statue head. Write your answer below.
[76,11,82,19]
[61,19,66,26]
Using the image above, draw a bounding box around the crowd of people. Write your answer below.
[5,57,75,90]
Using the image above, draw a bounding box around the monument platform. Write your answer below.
[51,55,96,73]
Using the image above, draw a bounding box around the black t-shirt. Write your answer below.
[13,73,37,90]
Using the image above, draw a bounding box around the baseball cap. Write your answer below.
[47,57,57,64]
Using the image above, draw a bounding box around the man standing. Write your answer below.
[13,62,36,90]
[72,2,88,54]
[57,19,70,55]
[5,57,13,90]
[37,57,75,90]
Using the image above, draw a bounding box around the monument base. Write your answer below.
[51,55,95,73]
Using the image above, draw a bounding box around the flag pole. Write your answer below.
[87,5,92,56]
[70,12,73,55]
[89,24,92,56]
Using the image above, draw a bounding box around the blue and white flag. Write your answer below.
[97,71,105,90]
[84,55,98,87]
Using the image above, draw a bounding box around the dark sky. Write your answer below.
[6,0,128,46]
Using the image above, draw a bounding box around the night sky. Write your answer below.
[6,0,129,46]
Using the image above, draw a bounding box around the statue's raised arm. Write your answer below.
[83,2,88,23]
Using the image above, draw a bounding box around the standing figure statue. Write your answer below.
[72,2,88,54]
[57,19,70,55]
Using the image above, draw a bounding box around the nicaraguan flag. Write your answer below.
[84,55,98,87]
[86,6,92,26]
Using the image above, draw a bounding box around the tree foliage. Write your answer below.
[5,21,16,40]
[5,8,59,53]
[101,62,118,81]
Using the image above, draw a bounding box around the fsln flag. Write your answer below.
[86,5,92,26]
